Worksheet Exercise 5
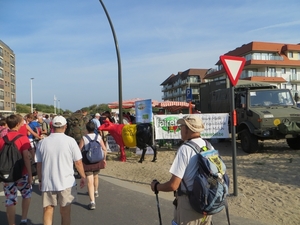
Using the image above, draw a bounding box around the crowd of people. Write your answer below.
[0,110,213,225]
[0,109,120,225]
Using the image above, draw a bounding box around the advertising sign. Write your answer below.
[153,114,229,139]
[135,99,153,123]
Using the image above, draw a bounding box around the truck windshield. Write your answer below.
[250,90,294,107]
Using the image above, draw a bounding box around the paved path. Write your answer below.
[0,175,271,225]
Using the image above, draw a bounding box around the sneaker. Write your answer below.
[88,202,96,210]
[95,192,99,198]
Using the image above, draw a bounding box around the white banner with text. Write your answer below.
[153,114,229,139]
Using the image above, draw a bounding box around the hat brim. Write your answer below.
[177,118,186,125]
[177,118,204,133]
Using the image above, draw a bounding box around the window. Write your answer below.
[291,68,296,75]
[281,68,286,74]
[268,67,276,77]
[288,52,294,58]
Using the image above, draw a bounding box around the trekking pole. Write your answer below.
[153,180,162,225]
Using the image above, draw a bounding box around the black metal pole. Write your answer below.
[230,84,238,196]
[99,0,123,123]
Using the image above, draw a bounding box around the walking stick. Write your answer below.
[154,180,162,225]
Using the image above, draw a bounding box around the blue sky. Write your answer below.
[1,0,300,111]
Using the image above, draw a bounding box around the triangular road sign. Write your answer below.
[220,55,246,86]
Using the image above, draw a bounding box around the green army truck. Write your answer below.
[200,79,300,153]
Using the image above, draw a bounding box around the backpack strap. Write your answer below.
[3,134,23,144]
[85,134,92,142]
[179,141,203,195]
[94,134,98,141]
[179,140,211,194]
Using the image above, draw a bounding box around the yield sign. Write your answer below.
[220,55,246,86]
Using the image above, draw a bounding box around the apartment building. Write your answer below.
[205,41,300,97]
[160,68,208,108]
[0,40,16,114]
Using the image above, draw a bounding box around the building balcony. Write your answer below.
[241,71,282,78]
[11,78,15,83]
[0,62,3,68]
[11,98,16,102]
[0,106,4,110]
[0,95,4,100]
[290,74,300,83]
[0,84,4,89]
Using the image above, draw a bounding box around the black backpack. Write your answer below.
[0,134,24,182]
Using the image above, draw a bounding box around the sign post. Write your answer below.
[186,88,192,113]
[220,55,246,196]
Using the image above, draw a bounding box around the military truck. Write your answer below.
[200,79,300,153]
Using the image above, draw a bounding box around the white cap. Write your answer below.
[95,113,100,117]
[52,116,67,127]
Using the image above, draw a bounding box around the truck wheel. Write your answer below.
[240,130,259,153]
[286,138,300,150]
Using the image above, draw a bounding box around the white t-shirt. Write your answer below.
[169,138,212,192]
[35,133,82,192]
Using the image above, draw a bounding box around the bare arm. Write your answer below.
[100,139,107,159]
[151,174,182,192]
[22,150,33,185]
[26,124,41,139]
[74,159,86,188]
[78,138,84,151]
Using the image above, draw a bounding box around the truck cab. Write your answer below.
[200,79,300,153]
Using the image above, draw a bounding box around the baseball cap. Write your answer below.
[95,113,100,117]
[52,116,67,127]
[177,115,204,133]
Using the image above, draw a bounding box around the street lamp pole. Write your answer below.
[30,78,34,113]
[58,100,60,114]
[99,0,123,123]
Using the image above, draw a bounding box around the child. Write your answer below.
[0,117,9,137]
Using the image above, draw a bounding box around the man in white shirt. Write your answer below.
[36,116,86,225]
[150,115,212,225]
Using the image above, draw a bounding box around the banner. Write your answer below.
[135,99,152,123]
[153,113,229,139]
[106,135,120,152]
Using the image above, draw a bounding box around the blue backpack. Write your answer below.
[84,134,103,164]
[182,140,231,225]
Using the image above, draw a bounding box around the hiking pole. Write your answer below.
[153,180,162,225]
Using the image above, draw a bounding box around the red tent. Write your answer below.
[108,98,159,109]
[158,101,194,112]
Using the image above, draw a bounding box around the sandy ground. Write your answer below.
[100,139,300,225]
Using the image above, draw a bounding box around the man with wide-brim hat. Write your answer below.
[150,114,212,225]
